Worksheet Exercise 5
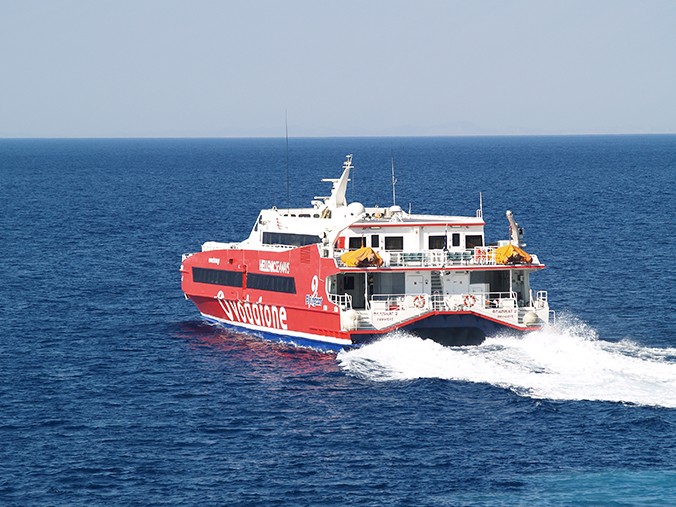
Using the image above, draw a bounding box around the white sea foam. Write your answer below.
[337,317,676,408]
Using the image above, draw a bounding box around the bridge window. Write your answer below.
[428,235,446,249]
[384,236,404,251]
[349,237,365,250]
[465,235,483,249]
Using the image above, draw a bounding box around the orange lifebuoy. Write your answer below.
[413,295,426,309]
[464,294,476,307]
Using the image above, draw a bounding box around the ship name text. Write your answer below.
[259,259,290,274]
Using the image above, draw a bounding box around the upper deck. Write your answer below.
[196,155,541,271]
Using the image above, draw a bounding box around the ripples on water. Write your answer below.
[1,136,675,505]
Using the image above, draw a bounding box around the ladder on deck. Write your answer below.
[430,271,444,310]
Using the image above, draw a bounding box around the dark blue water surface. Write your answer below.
[1,136,675,505]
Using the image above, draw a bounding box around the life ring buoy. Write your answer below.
[464,294,476,308]
[413,295,426,309]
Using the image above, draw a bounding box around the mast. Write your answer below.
[285,111,290,213]
[324,154,353,209]
[391,156,397,206]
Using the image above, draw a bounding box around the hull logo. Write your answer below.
[216,291,288,330]
[305,275,323,308]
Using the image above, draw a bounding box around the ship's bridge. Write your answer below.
[335,210,487,262]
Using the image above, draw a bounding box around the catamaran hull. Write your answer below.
[197,306,539,351]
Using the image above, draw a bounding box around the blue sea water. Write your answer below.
[0,135,675,505]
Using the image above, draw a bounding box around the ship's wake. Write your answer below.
[337,317,676,408]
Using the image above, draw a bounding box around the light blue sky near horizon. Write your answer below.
[1,0,675,138]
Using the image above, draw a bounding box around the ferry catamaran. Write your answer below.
[181,155,553,351]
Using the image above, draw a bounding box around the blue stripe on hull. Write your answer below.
[201,315,351,352]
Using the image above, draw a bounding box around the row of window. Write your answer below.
[262,231,321,247]
[348,233,483,251]
[247,273,296,294]
[281,213,321,218]
[193,267,243,287]
[192,267,296,294]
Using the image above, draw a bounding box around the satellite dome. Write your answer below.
[347,202,366,216]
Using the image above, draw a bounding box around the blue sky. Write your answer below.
[1,0,675,137]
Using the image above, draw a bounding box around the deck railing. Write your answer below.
[370,293,430,311]
[328,293,353,309]
[429,291,520,311]
[331,289,549,330]
[334,246,539,269]
[368,290,529,312]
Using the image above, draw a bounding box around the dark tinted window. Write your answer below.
[262,231,321,247]
[384,236,404,250]
[349,237,364,249]
[371,235,380,248]
[193,267,243,287]
[452,233,460,247]
[465,235,483,249]
[247,273,296,294]
[428,235,446,249]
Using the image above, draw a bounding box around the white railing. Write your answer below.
[532,290,548,309]
[331,289,549,330]
[371,290,520,313]
[202,241,241,251]
[387,250,472,267]
[368,293,430,329]
[328,293,353,309]
[334,245,541,269]
[429,291,519,311]
[370,293,430,312]
[202,241,298,252]
[369,290,527,313]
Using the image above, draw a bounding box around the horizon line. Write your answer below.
[2,132,676,140]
